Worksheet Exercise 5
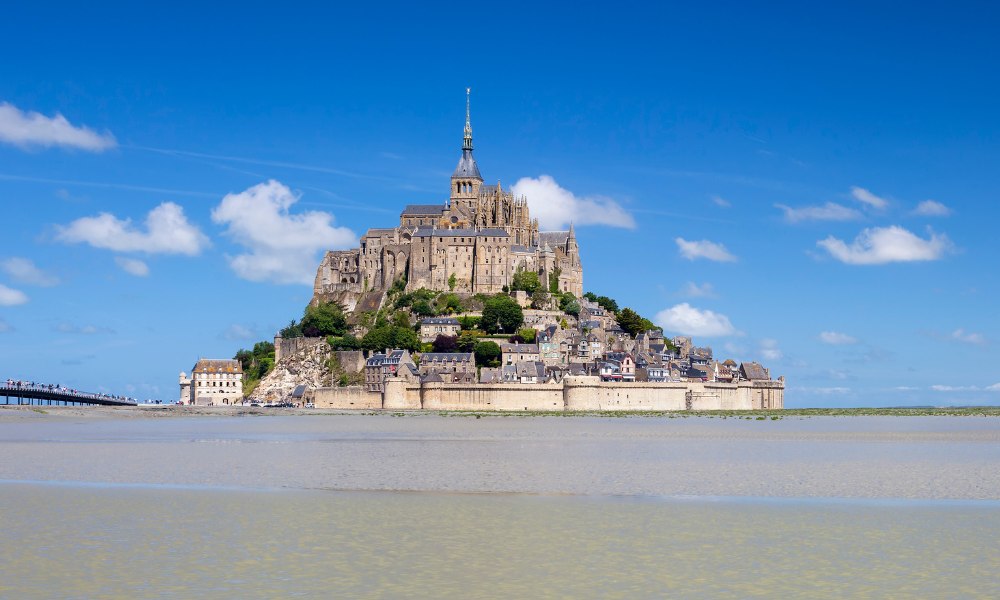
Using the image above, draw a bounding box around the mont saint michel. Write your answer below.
[312,91,583,312]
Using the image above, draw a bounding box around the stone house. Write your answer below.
[419,352,476,383]
[500,342,540,365]
[365,349,415,392]
[180,359,243,405]
[419,317,461,343]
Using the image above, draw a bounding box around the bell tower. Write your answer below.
[450,88,483,217]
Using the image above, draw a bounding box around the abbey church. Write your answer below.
[313,92,584,310]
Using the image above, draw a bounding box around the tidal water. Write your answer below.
[1,413,998,597]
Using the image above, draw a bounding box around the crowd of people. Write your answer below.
[3,379,137,404]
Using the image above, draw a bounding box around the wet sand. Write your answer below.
[1,406,998,500]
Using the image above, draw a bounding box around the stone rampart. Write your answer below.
[315,376,783,412]
[274,336,325,363]
[313,386,381,409]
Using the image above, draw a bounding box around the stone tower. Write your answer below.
[449,88,483,221]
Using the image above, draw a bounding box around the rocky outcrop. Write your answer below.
[250,337,333,403]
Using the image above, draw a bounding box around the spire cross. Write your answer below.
[463,87,473,151]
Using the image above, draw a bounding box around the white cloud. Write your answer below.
[511,175,635,230]
[114,257,150,277]
[914,200,951,217]
[987,383,1000,392]
[654,303,736,337]
[819,331,858,345]
[0,257,58,286]
[759,338,783,361]
[931,385,981,392]
[775,202,862,223]
[221,324,257,341]
[675,238,737,262]
[950,328,985,345]
[817,226,952,265]
[56,202,209,256]
[0,102,116,151]
[850,186,889,209]
[211,180,357,285]
[0,284,28,306]
[795,386,851,395]
[54,323,115,335]
[679,282,717,298]
[710,195,731,208]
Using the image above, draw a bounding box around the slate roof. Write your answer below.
[420,352,474,363]
[192,359,242,374]
[420,317,460,326]
[401,205,446,216]
[453,148,482,179]
[739,362,770,381]
[538,231,569,248]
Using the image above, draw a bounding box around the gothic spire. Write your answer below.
[463,87,473,151]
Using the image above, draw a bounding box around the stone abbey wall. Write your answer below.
[313,376,783,411]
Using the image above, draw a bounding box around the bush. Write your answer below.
[474,340,502,367]
[432,334,458,353]
[559,293,580,317]
[511,270,541,294]
[457,315,481,330]
[412,300,435,317]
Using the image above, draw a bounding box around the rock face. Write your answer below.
[250,338,332,403]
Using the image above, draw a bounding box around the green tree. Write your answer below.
[327,334,361,350]
[436,293,462,315]
[511,269,541,294]
[448,272,457,291]
[474,340,502,367]
[616,307,645,337]
[412,300,435,317]
[548,267,562,293]
[596,295,619,314]
[392,311,411,329]
[516,328,537,344]
[456,331,479,353]
[559,294,580,317]
[300,301,348,337]
[481,295,524,334]
[530,289,549,309]
[392,326,420,352]
[278,320,303,338]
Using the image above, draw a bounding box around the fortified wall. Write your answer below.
[312,376,784,411]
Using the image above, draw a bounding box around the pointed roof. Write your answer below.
[453,88,483,180]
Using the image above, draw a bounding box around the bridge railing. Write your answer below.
[2,380,138,405]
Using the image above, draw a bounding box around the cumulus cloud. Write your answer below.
[0,102,116,151]
[679,282,717,298]
[675,238,737,262]
[511,175,635,230]
[759,338,783,361]
[654,303,736,337]
[817,226,952,265]
[950,328,985,345]
[775,202,862,223]
[819,331,858,345]
[211,180,357,285]
[987,383,1000,392]
[56,202,209,256]
[914,200,951,217]
[0,284,28,306]
[850,186,889,209]
[0,257,58,286]
[114,257,150,277]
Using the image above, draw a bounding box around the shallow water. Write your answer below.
[1,483,997,599]
[1,414,998,597]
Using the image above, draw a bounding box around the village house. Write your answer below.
[500,341,540,365]
[419,352,476,383]
[179,359,243,405]
[365,349,416,392]
[419,317,461,343]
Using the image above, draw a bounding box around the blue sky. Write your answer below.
[1,2,998,406]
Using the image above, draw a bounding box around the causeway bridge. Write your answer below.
[1,383,138,407]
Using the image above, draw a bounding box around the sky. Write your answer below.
[1,1,998,406]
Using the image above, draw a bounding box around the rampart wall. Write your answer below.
[313,376,783,411]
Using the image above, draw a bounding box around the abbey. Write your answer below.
[313,92,584,310]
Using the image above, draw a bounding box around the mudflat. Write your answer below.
[1,406,997,500]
